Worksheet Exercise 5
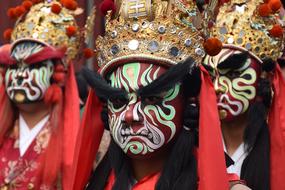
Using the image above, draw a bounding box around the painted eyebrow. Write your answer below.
[81,67,128,100]
[137,57,195,97]
[217,52,249,70]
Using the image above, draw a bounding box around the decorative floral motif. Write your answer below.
[0,120,52,189]
[34,124,51,154]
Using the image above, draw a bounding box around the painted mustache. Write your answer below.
[217,94,243,116]
[120,124,161,145]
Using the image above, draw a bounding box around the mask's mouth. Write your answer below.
[13,90,26,103]
[119,123,162,145]
[217,94,243,116]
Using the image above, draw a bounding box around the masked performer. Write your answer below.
[0,0,82,189]
[203,0,285,189]
[72,0,234,189]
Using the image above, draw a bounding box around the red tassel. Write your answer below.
[198,66,228,190]
[269,0,282,12]
[203,38,222,56]
[83,48,95,59]
[259,3,272,17]
[66,26,77,37]
[52,72,66,83]
[0,44,14,65]
[55,64,65,72]
[61,0,78,10]
[15,6,26,17]
[269,24,283,38]
[3,29,13,41]
[44,84,62,104]
[22,1,33,11]
[51,3,62,14]
[31,0,42,3]
[7,8,17,19]
[268,65,285,190]
[72,90,105,189]
[100,0,116,15]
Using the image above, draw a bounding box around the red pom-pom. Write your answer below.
[51,3,62,14]
[44,84,62,104]
[55,64,65,72]
[15,6,26,17]
[52,72,66,83]
[269,0,282,12]
[269,24,283,37]
[3,29,13,41]
[61,0,78,10]
[22,1,33,10]
[7,8,17,19]
[100,0,116,15]
[31,0,41,3]
[259,3,272,17]
[203,38,223,56]
[66,26,77,37]
[83,48,95,59]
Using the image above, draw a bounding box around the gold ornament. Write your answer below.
[209,0,284,61]
[11,0,82,62]
[96,0,207,75]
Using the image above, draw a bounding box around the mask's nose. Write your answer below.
[123,103,142,125]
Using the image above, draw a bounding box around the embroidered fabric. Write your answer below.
[19,114,50,156]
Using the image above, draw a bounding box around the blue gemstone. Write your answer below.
[148,41,159,52]
[110,45,119,55]
[169,47,180,57]
[158,26,166,34]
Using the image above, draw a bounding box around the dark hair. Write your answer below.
[241,59,274,190]
[86,66,201,190]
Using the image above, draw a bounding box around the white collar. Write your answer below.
[223,139,248,176]
[19,114,50,156]
[223,140,246,162]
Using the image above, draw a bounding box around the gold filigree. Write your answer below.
[11,0,81,62]
[96,0,206,74]
[210,0,284,61]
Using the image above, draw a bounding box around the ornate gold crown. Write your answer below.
[209,0,284,61]
[10,0,82,62]
[96,0,208,74]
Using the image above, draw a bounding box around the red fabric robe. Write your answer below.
[104,170,160,190]
[0,120,55,190]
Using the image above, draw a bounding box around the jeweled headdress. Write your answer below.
[96,0,219,75]
[208,0,284,61]
[4,0,84,62]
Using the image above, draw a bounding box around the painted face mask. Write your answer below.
[204,48,261,121]
[107,62,184,158]
[5,42,54,104]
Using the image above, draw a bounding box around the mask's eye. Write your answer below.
[8,64,18,70]
[109,98,128,109]
[142,96,163,105]
[29,61,48,70]
[226,70,242,79]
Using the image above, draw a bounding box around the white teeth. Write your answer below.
[141,130,148,136]
[153,135,160,144]
[125,128,130,135]
[124,137,127,141]
[148,133,153,139]
[121,129,125,135]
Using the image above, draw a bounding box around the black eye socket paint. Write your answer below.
[137,57,195,98]
[217,52,249,71]
[81,67,128,101]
